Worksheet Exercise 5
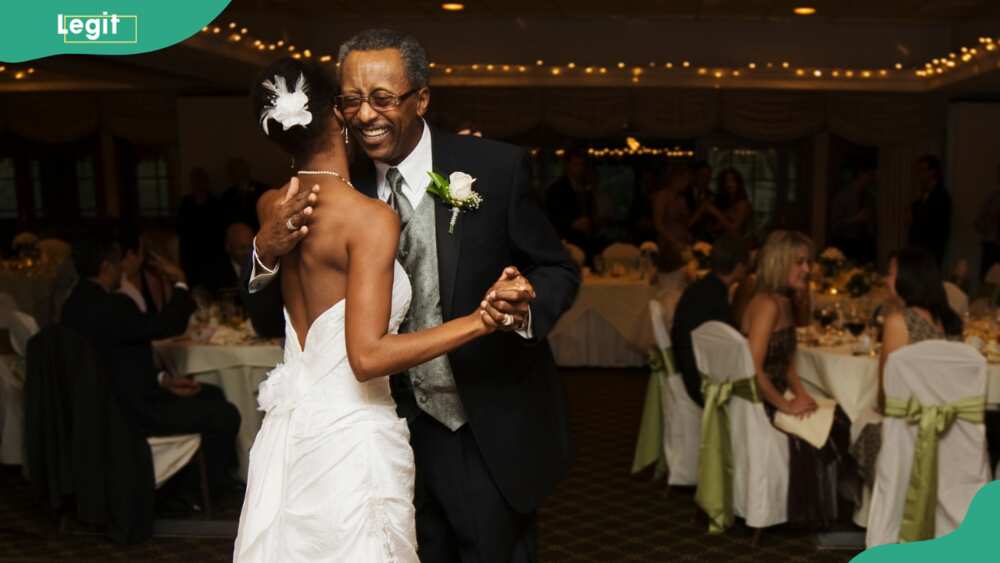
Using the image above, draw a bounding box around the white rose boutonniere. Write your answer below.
[426,171,484,233]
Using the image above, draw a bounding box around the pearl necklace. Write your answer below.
[297,169,355,190]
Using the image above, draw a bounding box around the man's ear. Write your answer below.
[416,87,430,118]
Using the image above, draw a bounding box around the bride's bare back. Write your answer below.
[273,177,393,352]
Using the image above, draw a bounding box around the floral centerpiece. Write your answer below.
[11,232,40,266]
[814,247,879,298]
[818,247,847,279]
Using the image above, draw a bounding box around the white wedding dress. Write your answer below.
[234,261,418,562]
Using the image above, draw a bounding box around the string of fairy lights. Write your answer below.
[915,36,1000,78]
[0,65,37,82]
[196,19,1000,85]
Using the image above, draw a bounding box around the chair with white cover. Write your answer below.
[865,341,991,547]
[9,311,39,358]
[563,241,585,267]
[692,321,789,543]
[651,300,701,485]
[0,309,33,467]
[0,355,23,465]
[942,281,969,317]
[601,243,641,270]
[0,292,18,330]
[148,434,203,489]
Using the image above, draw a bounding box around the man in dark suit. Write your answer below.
[670,235,750,406]
[908,154,952,267]
[61,237,240,494]
[242,29,578,562]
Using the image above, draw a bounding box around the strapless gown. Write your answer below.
[234,262,417,562]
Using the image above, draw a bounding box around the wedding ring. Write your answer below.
[286,218,298,232]
[503,313,514,327]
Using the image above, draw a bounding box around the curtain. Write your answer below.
[0,92,176,144]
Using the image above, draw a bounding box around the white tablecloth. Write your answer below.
[154,340,283,479]
[0,269,58,327]
[795,345,1000,423]
[549,275,658,367]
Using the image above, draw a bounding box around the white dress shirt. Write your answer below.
[250,120,532,338]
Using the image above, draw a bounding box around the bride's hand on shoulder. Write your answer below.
[255,177,321,266]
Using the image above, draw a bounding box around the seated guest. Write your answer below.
[670,235,751,406]
[851,247,967,484]
[742,230,853,527]
[118,228,172,314]
[202,222,254,294]
[61,237,240,494]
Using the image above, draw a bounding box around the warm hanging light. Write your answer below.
[441,3,465,11]
[793,6,817,16]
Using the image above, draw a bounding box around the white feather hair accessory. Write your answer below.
[259,72,312,135]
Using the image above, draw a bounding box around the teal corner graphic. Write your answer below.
[852,481,1000,562]
[1,1,231,62]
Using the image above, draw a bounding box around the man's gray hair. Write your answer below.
[337,29,430,89]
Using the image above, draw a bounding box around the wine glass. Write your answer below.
[814,307,836,330]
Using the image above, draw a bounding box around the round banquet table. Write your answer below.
[794,344,1000,424]
[154,340,283,480]
[0,268,58,327]
[548,274,658,367]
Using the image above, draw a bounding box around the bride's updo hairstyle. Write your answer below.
[250,57,337,161]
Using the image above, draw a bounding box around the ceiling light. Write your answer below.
[441,3,464,11]
[793,7,816,16]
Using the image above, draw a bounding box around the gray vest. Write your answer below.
[397,192,468,430]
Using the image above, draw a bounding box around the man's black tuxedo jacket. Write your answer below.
[242,129,580,513]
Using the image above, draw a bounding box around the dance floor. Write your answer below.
[0,369,857,562]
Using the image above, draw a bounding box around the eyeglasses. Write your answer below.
[335,88,419,114]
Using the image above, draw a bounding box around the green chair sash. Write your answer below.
[695,374,761,534]
[884,394,985,543]
[630,348,678,477]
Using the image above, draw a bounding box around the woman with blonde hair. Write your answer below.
[741,230,853,527]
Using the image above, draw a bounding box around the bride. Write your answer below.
[233,58,507,562]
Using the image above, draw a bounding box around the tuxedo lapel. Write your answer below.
[430,129,462,319]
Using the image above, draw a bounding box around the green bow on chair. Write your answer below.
[631,348,679,477]
[884,394,985,543]
[695,374,761,534]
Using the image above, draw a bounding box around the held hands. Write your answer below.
[256,177,321,268]
[476,266,535,333]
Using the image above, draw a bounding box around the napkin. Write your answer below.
[774,391,837,449]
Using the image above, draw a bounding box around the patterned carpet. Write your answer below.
[0,368,859,562]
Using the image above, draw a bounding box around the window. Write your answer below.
[0,158,16,219]
[136,156,170,217]
[29,160,44,219]
[76,158,97,218]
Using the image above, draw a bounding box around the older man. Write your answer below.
[241,29,579,563]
